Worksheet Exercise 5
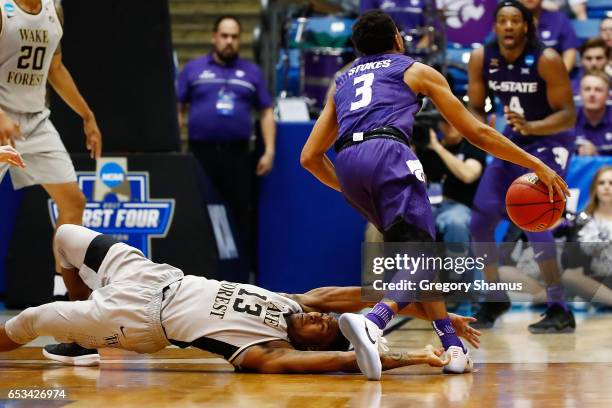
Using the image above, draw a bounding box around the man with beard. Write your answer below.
[176,15,276,281]
[467,0,576,332]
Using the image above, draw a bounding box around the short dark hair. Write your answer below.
[580,37,610,58]
[351,10,398,56]
[213,15,242,33]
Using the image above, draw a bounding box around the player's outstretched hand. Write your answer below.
[83,113,102,159]
[424,345,450,367]
[0,111,21,148]
[533,162,570,203]
[448,313,481,349]
[0,145,25,168]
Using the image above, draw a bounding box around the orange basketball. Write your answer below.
[505,173,565,232]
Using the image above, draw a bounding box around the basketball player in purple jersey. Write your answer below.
[467,1,576,332]
[301,10,568,380]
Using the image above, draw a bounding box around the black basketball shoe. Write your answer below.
[471,301,512,329]
[43,343,100,366]
[527,304,576,334]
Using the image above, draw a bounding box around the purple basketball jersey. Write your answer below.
[483,44,574,148]
[334,54,421,142]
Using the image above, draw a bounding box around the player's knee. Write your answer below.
[54,224,79,249]
[72,190,86,213]
[6,307,40,344]
[57,189,86,216]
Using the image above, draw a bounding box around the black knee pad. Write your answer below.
[84,235,121,272]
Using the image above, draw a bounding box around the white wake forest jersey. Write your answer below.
[0,0,62,113]
[161,275,303,364]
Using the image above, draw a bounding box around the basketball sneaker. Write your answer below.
[43,343,100,366]
[442,345,474,374]
[527,304,576,333]
[470,301,511,329]
[339,313,384,380]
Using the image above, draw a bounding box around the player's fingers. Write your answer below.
[556,179,568,201]
[470,326,482,336]
[548,183,554,203]
[466,337,478,348]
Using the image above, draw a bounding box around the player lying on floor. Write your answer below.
[0,225,480,375]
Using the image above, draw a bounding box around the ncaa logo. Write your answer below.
[99,162,125,188]
[524,55,535,67]
[4,3,14,13]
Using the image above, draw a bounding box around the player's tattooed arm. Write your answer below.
[280,289,481,348]
[380,345,449,370]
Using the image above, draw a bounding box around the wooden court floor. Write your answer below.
[2,310,612,407]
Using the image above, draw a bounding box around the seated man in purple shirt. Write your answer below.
[520,0,579,72]
[575,71,612,156]
[571,38,612,106]
[176,15,276,277]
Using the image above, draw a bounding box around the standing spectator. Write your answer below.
[419,119,487,253]
[575,71,612,156]
[542,0,587,20]
[600,17,612,77]
[520,0,580,71]
[177,15,276,279]
[571,38,611,105]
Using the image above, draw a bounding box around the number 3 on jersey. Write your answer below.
[350,73,374,111]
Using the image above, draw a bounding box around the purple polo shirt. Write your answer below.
[360,0,425,32]
[575,106,612,155]
[176,54,272,142]
[537,10,579,54]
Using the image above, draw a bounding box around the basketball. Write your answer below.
[505,173,565,232]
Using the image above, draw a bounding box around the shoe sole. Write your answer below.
[527,326,576,334]
[42,349,101,366]
[339,315,381,381]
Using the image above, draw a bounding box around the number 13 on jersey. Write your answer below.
[350,73,374,111]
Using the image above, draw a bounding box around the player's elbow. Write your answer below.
[300,148,317,170]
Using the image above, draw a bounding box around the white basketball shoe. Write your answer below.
[442,345,474,374]
[339,313,384,380]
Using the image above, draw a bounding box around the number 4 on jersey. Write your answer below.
[350,73,374,111]
[508,96,524,116]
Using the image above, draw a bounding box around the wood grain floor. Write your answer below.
[1,309,612,407]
